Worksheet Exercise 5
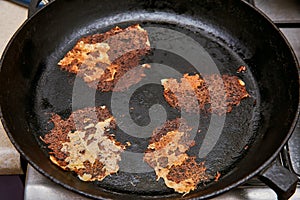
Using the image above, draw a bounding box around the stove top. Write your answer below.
[0,0,299,199]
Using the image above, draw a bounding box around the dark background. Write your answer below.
[0,176,24,200]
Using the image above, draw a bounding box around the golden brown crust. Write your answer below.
[58,24,151,92]
[165,157,209,193]
[43,106,125,181]
[205,74,249,114]
[144,119,209,194]
[162,73,249,114]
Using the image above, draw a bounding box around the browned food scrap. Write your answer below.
[58,24,151,91]
[214,171,221,181]
[161,74,208,113]
[161,73,249,114]
[237,65,247,73]
[166,157,209,193]
[43,106,125,181]
[144,119,210,194]
[205,74,249,114]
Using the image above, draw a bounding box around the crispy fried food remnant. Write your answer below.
[215,171,221,181]
[166,157,209,193]
[162,73,249,114]
[144,119,210,194]
[237,65,247,73]
[43,106,125,181]
[58,24,151,91]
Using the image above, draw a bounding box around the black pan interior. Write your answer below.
[32,20,259,195]
[0,0,298,199]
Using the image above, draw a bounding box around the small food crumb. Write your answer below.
[238,79,245,86]
[215,171,221,181]
[126,141,132,146]
[237,65,247,73]
[142,63,151,69]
